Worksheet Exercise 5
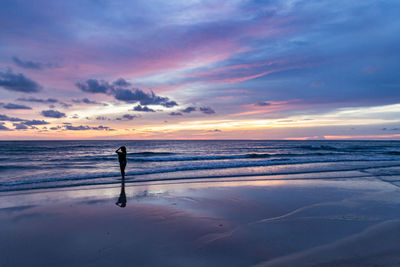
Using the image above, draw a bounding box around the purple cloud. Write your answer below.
[199,106,215,114]
[65,125,114,131]
[76,78,178,108]
[17,97,58,104]
[75,79,111,94]
[72,98,101,105]
[12,56,59,70]
[41,110,66,118]
[133,105,155,112]
[181,106,196,113]
[122,114,136,120]
[13,123,29,130]
[0,122,11,131]
[169,112,182,116]
[0,69,42,93]
[1,103,32,109]
[255,101,271,106]
[24,120,49,126]
[0,114,24,122]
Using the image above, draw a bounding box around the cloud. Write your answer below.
[92,125,114,131]
[12,56,58,70]
[60,102,72,108]
[181,106,196,113]
[133,105,155,112]
[0,122,11,131]
[0,103,32,109]
[24,120,49,126]
[199,106,215,114]
[75,79,112,94]
[113,78,131,87]
[381,127,400,131]
[169,112,182,116]
[13,123,29,130]
[0,114,24,122]
[0,68,42,93]
[17,97,58,103]
[64,125,114,131]
[72,98,101,105]
[0,114,50,127]
[41,110,66,118]
[114,88,177,107]
[96,116,108,120]
[65,125,90,130]
[255,101,271,106]
[122,114,136,120]
[76,78,178,107]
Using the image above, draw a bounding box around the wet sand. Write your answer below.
[1,176,400,266]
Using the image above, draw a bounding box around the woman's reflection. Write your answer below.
[116,178,127,208]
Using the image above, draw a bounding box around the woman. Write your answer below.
[115,146,127,179]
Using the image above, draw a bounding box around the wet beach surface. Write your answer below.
[1,175,400,266]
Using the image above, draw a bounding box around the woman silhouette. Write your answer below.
[115,146,127,179]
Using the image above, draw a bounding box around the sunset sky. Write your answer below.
[1,0,399,140]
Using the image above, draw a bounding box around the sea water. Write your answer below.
[1,140,400,191]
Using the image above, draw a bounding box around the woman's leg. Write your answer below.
[119,162,126,179]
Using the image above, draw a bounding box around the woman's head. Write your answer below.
[120,146,126,153]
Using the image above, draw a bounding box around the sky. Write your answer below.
[0,0,399,140]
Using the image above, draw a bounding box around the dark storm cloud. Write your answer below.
[199,106,215,114]
[181,106,196,113]
[133,105,155,112]
[12,56,59,70]
[41,110,66,118]
[17,97,58,104]
[0,103,32,109]
[0,69,42,93]
[169,112,182,116]
[76,79,178,107]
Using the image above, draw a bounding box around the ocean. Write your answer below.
[1,140,400,192]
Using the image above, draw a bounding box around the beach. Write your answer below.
[1,172,400,266]
[1,140,400,266]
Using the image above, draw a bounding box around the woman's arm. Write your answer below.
[115,147,120,153]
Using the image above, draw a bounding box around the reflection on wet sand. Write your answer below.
[116,178,126,208]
